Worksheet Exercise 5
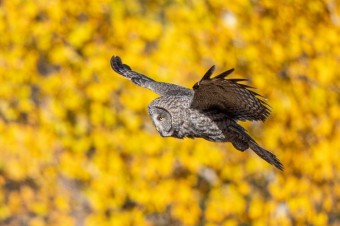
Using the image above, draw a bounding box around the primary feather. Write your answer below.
[191,67,270,121]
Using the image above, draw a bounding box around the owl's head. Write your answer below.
[148,106,174,137]
[148,96,189,137]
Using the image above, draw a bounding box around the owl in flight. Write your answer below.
[110,56,283,170]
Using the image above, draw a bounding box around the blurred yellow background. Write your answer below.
[0,0,339,225]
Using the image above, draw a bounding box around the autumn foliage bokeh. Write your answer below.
[0,0,339,225]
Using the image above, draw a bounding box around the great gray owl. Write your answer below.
[110,56,283,170]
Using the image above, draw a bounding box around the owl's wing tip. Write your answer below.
[215,68,235,79]
[201,66,235,81]
[110,55,131,72]
[201,65,216,80]
[110,55,120,70]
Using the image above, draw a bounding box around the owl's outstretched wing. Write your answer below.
[111,56,192,96]
[190,66,270,121]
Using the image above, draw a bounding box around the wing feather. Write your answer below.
[110,56,192,96]
[191,67,271,121]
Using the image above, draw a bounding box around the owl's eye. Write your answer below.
[157,115,164,121]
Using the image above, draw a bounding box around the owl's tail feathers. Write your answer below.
[248,140,284,171]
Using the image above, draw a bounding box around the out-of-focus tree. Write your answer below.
[0,0,339,225]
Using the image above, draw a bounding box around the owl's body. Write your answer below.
[111,56,283,170]
[149,95,226,141]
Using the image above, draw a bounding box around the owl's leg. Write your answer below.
[228,128,283,170]
[232,140,249,152]
[223,123,283,170]
[225,124,250,152]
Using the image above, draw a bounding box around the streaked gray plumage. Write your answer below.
[110,56,283,170]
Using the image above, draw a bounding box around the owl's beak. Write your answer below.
[155,125,163,135]
[155,126,170,137]
[155,126,160,133]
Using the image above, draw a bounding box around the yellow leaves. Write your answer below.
[86,209,148,226]
[120,88,154,112]
[172,198,201,226]
[117,109,143,132]
[249,197,265,219]
[8,192,22,215]
[311,142,336,181]
[0,125,52,180]
[31,201,49,217]
[55,196,70,211]
[49,45,81,65]
[312,56,339,84]
[68,23,94,48]
[6,159,28,181]
[198,142,223,165]
[29,218,47,226]
[0,205,10,221]
[269,175,335,225]
[86,82,112,103]
[138,20,163,42]
[287,195,315,221]
[312,213,328,226]
[59,151,91,180]
[307,1,325,14]
[148,152,174,177]
[90,102,116,127]
[206,185,246,222]
[0,0,339,225]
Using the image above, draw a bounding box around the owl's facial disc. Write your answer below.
[148,107,173,137]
